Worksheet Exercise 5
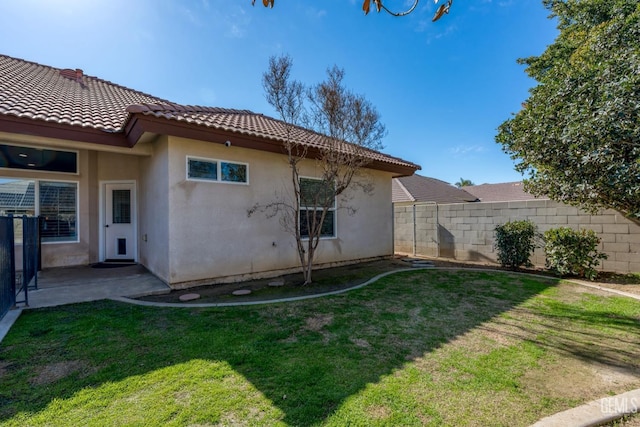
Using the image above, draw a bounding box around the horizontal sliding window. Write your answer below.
[0,143,78,174]
[187,156,248,184]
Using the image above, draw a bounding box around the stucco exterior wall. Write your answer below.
[2,131,396,284]
[394,200,640,274]
[1,133,154,269]
[138,136,170,283]
[96,151,141,262]
[164,136,394,287]
[97,152,141,182]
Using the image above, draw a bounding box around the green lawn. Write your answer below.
[1,270,639,426]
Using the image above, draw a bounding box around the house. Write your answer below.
[392,174,479,204]
[0,54,419,288]
[393,176,547,204]
[463,181,546,202]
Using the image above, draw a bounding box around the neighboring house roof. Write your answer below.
[392,175,479,203]
[0,54,419,176]
[0,180,35,209]
[464,181,547,202]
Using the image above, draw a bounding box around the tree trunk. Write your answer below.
[302,240,315,285]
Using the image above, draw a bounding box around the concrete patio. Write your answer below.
[20,264,171,309]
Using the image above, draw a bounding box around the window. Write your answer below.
[299,177,336,238]
[0,178,78,243]
[188,158,217,181]
[112,190,131,224]
[0,143,78,174]
[39,181,78,242]
[221,162,247,183]
[187,157,248,184]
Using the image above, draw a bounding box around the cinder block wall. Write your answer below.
[394,200,640,274]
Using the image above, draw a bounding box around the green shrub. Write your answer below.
[494,220,538,269]
[543,227,608,280]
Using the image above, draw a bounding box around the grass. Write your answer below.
[1,269,640,426]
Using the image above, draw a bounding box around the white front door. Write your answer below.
[104,182,136,261]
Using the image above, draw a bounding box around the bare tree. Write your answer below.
[248,55,386,285]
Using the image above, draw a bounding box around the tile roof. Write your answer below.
[0,54,419,173]
[127,103,417,169]
[464,181,547,202]
[392,175,479,203]
[392,177,414,203]
[0,54,167,132]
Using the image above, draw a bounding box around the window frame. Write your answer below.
[0,177,79,244]
[38,179,80,244]
[0,143,79,175]
[299,176,337,240]
[186,156,249,185]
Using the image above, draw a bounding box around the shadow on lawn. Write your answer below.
[484,300,640,374]
[1,269,619,425]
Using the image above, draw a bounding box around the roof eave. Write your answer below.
[126,114,421,175]
[0,115,129,147]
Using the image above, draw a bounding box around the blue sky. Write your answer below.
[0,0,558,185]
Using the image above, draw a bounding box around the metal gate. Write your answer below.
[0,215,40,319]
[0,215,16,319]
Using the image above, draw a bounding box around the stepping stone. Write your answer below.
[232,289,252,296]
[179,293,200,301]
[269,280,285,287]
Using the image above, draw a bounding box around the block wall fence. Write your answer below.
[394,199,640,274]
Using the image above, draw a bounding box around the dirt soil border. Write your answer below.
[138,256,640,305]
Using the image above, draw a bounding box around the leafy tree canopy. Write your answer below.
[455,178,474,188]
[496,0,640,223]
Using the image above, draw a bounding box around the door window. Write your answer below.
[112,189,131,224]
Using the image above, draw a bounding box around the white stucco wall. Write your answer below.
[163,136,394,287]
[1,131,397,284]
[138,136,170,283]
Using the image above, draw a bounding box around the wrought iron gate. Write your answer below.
[0,215,40,319]
[0,215,16,319]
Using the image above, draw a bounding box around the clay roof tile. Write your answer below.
[0,54,419,172]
